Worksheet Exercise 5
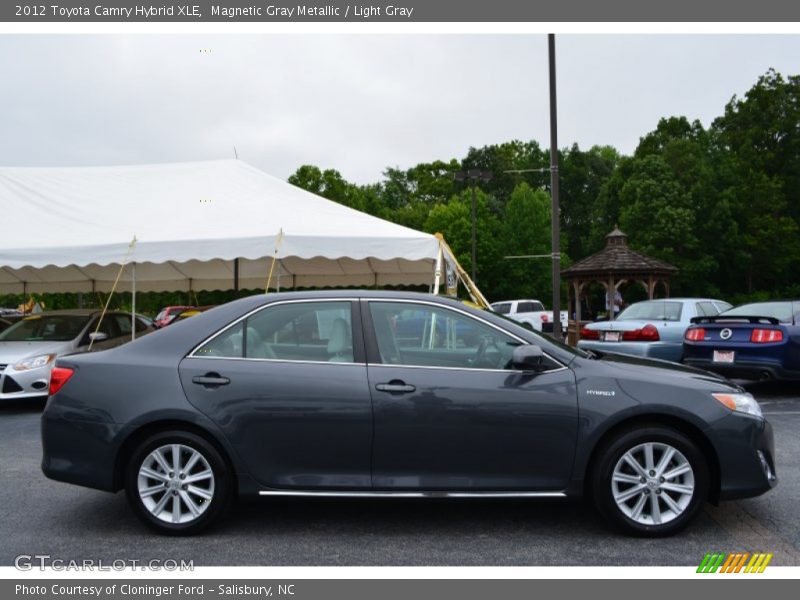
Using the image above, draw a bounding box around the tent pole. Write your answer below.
[131,262,136,341]
[234,258,240,294]
[433,234,444,296]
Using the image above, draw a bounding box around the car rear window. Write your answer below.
[492,303,512,315]
[517,301,545,313]
[617,301,683,322]
[722,302,797,323]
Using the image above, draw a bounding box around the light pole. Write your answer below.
[548,33,562,339]
[454,169,492,283]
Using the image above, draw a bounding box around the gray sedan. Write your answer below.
[577,298,732,362]
[42,291,775,537]
[0,309,152,402]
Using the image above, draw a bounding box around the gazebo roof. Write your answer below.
[562,227,677,279]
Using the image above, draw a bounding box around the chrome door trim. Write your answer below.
[258,489,567,498]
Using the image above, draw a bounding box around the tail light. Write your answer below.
[49,367,75,396]
[751,329,783,343]
[580,327,600,340]
[540,314,549,322]
[622,324,660,342]
[685,328,706,342]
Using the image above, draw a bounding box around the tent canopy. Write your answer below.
[0,160,442,294]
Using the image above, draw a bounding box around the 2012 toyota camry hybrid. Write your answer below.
[41,291,777,536]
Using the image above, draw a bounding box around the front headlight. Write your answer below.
[712,392,763,419]
[13,353,56,371]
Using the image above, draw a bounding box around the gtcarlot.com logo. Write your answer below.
[697,552,773,573]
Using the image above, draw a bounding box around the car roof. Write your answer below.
[16,309,130,317]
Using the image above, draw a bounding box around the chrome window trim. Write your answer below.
[364,297,568,372]
[187,298,360,361]
[258,489,566,499]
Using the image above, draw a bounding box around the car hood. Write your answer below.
[0,341,74,365]
[589,349,740,391]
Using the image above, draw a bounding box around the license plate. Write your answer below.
[713,350,735,364]
[604,331,621,342]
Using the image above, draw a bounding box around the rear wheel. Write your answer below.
[125,431,231,535]
[592,426,709,536]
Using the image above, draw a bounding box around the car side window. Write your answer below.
[696,301,719,317]
[245,301,355,363]
[369,302,547,371]
[195,321,245,358]
[113,314,132,337]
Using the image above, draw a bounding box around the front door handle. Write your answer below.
[375,381,416,394]
[192,373,230,387]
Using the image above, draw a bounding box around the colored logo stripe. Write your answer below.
[697,552,772,573]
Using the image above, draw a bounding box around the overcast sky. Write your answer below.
[1,34,799,183]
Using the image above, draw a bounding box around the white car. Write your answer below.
[490,299,568,334]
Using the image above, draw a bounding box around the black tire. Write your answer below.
[124,430,232,535]
[591,425,709,537]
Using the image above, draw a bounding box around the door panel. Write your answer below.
[179,300,373,489]
[365,301,579,491]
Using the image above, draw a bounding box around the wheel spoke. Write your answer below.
[663,463,692,480]
[661,491,683,514]
[140,483,165,498]
[180,490,201,517]
[171,444,182,472]
[614,483,646,503]
[661,482,694,495]
[187,485,213,501]
[622,453,647,477]
[140,467,169,483]
[183,451,201,474]
[655,447,676,477]
[643,443,655,472]
[613,472,642,485]
[630,492,647,520]
[152,449,171,474]
[184,469,213,484]
[649,493,662,524]
[172,494,181,523]
[152,490,172,516]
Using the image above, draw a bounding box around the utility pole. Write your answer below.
[454,169,492,284]
[548,33,562,339]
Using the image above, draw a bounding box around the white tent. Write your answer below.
[0,160,458,296]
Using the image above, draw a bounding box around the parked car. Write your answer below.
[154,306,195,329]
[42,291,775,536]
[490,299,568,335]
[683,300,800,381]
[0,309,153,402]
[578,298,732,363]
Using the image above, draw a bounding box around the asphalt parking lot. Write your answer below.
[1,381,798,567]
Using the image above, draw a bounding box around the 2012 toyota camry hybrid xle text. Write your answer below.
[40,291,777,536]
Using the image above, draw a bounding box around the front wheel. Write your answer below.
[592,426,709,536]
[125,431,231,535]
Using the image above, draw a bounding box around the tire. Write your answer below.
[125,430,231,535]
[591,425,709,537]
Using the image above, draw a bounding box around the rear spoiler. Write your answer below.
[690,315,781,325]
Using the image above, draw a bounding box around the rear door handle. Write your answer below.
[375,381,416,394]
[192,373,230,387]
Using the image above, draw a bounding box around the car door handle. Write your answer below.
[375,381,416,394]
[192,373,230,387]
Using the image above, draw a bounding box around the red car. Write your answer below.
[153,306,194,329]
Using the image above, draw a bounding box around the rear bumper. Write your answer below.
[683,357,800,381]
[712,413,777,501]
[577,340,683,362]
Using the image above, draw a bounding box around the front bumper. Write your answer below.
[712,413,777,501]
[577,340,683,363]
[0,365,51,401]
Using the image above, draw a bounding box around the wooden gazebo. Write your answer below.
[562,227,677,341]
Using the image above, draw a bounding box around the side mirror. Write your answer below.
[511,344,545,372]
[88,331,109,343]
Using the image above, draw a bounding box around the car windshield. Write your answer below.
[617,301,683,322]
[722,302,797,323]
[0,315,90,342]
